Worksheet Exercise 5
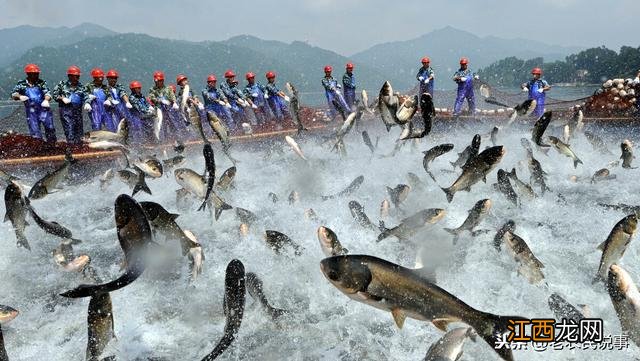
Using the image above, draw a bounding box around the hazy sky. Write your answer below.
[1,0,637,55]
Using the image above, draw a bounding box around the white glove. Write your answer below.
[418,76,425,81]
[283,95,290,102]
[225,102,232,109]
[634,77,640,85]
[336,84,342,89]
[88,94,96,101]
[62,97,71,104]
[41,100,50,108]
[217,100,226,105]
[424,79,430,84]
[111,99,120,105]
[161,99,171,106]
[537,88,544,94]
[264,94,269,99]
[251,93,258,98]
[251,104,258,109]
[197,103,204,111]
[522,86,529,92]
[459,77,468,82]
[172,103,179,110]
[474,75,479,80]
[84,103,92,112]
[18,95,29,102]
[104,99,112,106]
[125,102,133,109]
[147,106,155,114]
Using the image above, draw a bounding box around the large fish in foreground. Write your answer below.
[201,259,246,361]
[377,81,398,131]
[320,255,525,361]
[594,214,637,284]
[441,146,505,203]
[378,208,446,242]
[60,194,153,298]
[86,292,115,361]
[4,181,30,249]
[607,264,640,347]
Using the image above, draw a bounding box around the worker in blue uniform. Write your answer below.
[83,68,116,131]
[342,63,356,111]
[106,69,133,127]
[52,65,86,144]
[416,57,435,97]
[521,67,551,117]
[11,63,56,142]
[201,74,234,129]
[321,65,351,121]
[452,57,478,116]
[264,71,290,123]
[128,80,155,143]
[243,72,271,125]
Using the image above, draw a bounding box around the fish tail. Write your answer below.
[472,312,527,361]
[574,158,583,168]
[376,221,390,242]
[132,172,152,197]
[214,201,233,221]
[197,201,207,212]
[17,231,31,251]
[441,187,454,203]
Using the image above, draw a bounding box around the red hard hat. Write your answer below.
[129,80,142,89]
[324,65,332,73]
[169,84,176,93]
[531,67,542,75]
[24,63,40,73]
[176,74,187,84]
[421,57,430,64]
[346,62,354,70]
[91,68,105,78]
[224,70,236,78]
[106,69,119,78]
[459,57,469,65]
[207,74,217,82]
[153,71,165,81]
[266,71,275,79]
[245,72,255,80]
[67,65,81,76]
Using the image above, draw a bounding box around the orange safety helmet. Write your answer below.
[245,72,255,80]
[265,71,276,79]
[346,62,354,70]
[531,67,542,75]
[207,74,217,82]
[459,57,469,65]
[106,69,119,78]
[91,68,105,78]
[67,65,81,76]
[129,80,142,89]
[224,70,236,78]
[421,57,430,64]
[176,74,188,84]
[153,71,165,81]
[324,65,332,73]
[24,63,40,73]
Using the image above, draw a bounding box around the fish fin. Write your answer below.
[441,187,454,203]
[169,213,180,220]
[391,308,407,329]
[443,227,458,236]
[3,213,8,222]
[197,201,207,212]
[574,158,583,168]
[70,238,83,245]
[596,240,606,251]
[432,318,453,332]
[214,201,233,221]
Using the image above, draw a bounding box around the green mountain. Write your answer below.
[0,23,116,68]
[351,26,581,90]
[0,33,387,104]
[478,46,640,87]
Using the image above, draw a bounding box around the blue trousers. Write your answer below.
[25,104,56,142]
[59,106,83,144]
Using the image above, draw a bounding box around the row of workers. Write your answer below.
[10,65,291,143]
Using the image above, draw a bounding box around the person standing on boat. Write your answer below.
[322,65,350,121]
[83,68,116,132]
[342,63,356,111]
[452,57,478,117]
[128,80,155,143]
[416,57,435,97]
[106,69,133,127]
[11,64,56,142]
[220,70,252,130]
[148,71,184,141]
[264,71,290,124]
[243,72,271,125]
[521,67,550,117]
[202,74,234,128]
[52,65,85,144]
